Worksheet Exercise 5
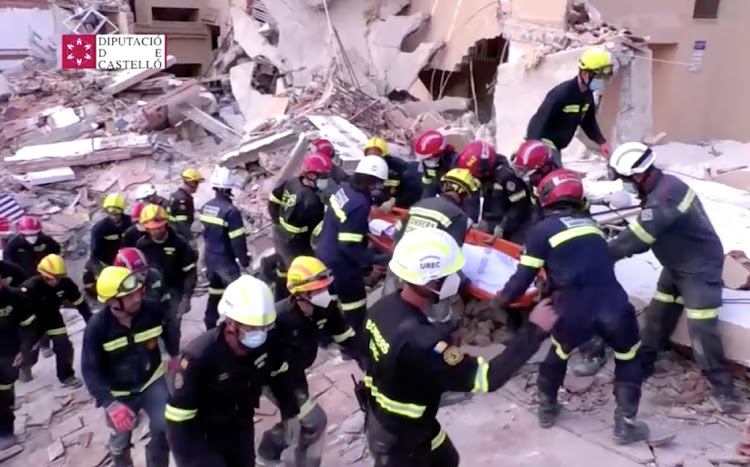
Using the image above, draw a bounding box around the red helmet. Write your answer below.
[513,140,557,180]
[302,152,333,175]
[114,248,149,274]
[537,169,584,208]
[457,141,497,178]
[310,139,335,159]
[17,216,41,235]
[131,202,147,223]
[414,130,447,160]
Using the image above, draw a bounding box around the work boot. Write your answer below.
[111,450,134,467]
[710,392,741,414]
[255,456,283,466]
[61,376,83,389]
[613,384,649,445]
[17,367,32,383]
[537,392,560,429]
[0,434,18,451]
[41,347,54,359]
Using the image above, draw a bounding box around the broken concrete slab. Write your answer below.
[47,438,64,462]
[0,445,22,462]
[104,55,177,95]
[230,7,283,66]
[49,415,83,441]
[24,394,63,427]
[0,73,11,102]
[383,41,445,93]
[220,130,297,168]
[229,62,289,129]
[12,167,75,186]
[24,121,99,147]
[399,97,469,118]
[307,115,369,163]
[179,104,242,144]
[723,251,750,290]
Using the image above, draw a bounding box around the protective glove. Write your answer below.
[283,417,301,446]
[492,225,504,239]
[106,402,136,432]
[177,297,191,317]
[379,197,396,214]
[474,220,490,233]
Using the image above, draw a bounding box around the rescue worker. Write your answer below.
[121,202,147,248]
[364,137,421,210]
[605,142,740,413]
[199,166,251,330]
[134,184,169,209]
[414,130,459,199]
[364,228,557,466]
[82,266,179,467]
[169,168,204,242]
[257,256,360,466]
[526,46,613,163]
[165,275,301,467]
[316,155,389,337]
[0,278,38,449]
[268,153,330,301]
[83,194,133,300]
[136,205,197,342]
[114,247,170,305]
[494,169,649,443]
[456,141,531,243]
[20,254,91,388]
[310,138,349,186]
[0,260,27,288]
[3,216,61,278]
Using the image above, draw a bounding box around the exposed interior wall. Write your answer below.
[510,0,569,27]
[0,6,55,70]
[590,0,750,142]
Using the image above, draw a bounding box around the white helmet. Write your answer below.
[134,184,156,200]
[354,156,388,181]
[389,228,464,285]
[210,166,243,190]
[609,142,655,177]
[218,275,276,326]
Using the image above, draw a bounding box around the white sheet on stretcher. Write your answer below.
[368,220,537,296]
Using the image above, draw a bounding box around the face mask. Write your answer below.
[240,330,267,349]
[423,158,440,168]
[308,289,332,308]
[589,77,605,92]
[426,273,461,303]
[315,178,329,191]
[371,189,390,206]
[25,235,38,244]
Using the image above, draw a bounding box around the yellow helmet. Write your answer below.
[287,256,333,294]
[218,276,276,326]
[96,266,143,303]
[103,193,126,212]
[38,254,66,278]
[579,47,613,74]
[139,204,168,229]
[363,137,389,156]
[441,168,480,194]
[181,168,204,183]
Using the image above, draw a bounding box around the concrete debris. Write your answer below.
[12,167,76,186]
[0,445,23,462]
[179,105,243,144]
[221,130,297,168]
[47,438,65,462]
[724,251,750,290]
[103,55,177,95]
[49,416,83,442]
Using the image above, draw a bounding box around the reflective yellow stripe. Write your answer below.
[47,327,68,337]
[653,291,683,304]
[551,336,571,360]
[332,327,356,343]
[431,429,447,450]
[279,217,308,234]
[199,214,227,227]
[686,308,719,320]
[71,296,84,306]
[409,207,451,228]
[338,232,364,242]
[471,357,489,393]
[165,404,198,422]
[548,225,604,248]
[182,263,196,272]
[276,269,287,278]
[562,104,581,113]
[208,287,225,295]
[519,254,544,268]
[329,197,347,223]
[678,189,696,213]
[20,315,35,326]
[0,383,13,391]
[426,169,436,177]
[614,341,641,361]
[103,234,120,240]
[628,220,656,245]
[364,375,426,419]
[270,361,289,377]
[228,227,246,239]
[269,193,283,205]
[298,398,317,419]
[341,298,366,311]
[133,326,163,343]
[421,176,432,184]
[384,179,401,187]
[110,360,165,397]
[171,215,189,221]
[312,221,323,237]
[508,191,527,202]
[102,336,128,351]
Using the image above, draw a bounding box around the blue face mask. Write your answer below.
[315,178,329,191]
[240,330,267,349]
[589,78,605,92]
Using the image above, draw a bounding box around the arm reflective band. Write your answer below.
[182,263,196,272]
[165,404,198,422]
[103,336,128,351]
[338,232,364,242]
[341,298,367,311]
[270,361,289,377]
[279,218,308,234]
[199,214,227,227]
[72,296,84,306]
[678,190,696,212]
[548,225,603,248]
[329,198,348,223]
[471,357,489,393]
[508,191,527,202]
[519,254,544,268]
[628,221,656,245]
[20,314,35,326]
[332,327,356,343]
[47,327,68,336]
[171,215,189,221]
[228,227,246,239]
[363,375,426,418]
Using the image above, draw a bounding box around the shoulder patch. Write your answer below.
[505,181,515,191]
[174,372,184,389]
[640,208,653,221]
[559,216,595,228]
[443,346,465,366]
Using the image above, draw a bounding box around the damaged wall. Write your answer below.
[590,0,750,142]
[510,0,569,28]
[0,5,60,70]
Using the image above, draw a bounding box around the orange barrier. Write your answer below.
[369,207,544,308]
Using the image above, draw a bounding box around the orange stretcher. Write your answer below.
[368,208,544,308]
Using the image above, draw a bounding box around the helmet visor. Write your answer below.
[115,272,143,298]
[513,164,537,182]
[289,269,333,293]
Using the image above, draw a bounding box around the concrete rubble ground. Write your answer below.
[2,0,750,465]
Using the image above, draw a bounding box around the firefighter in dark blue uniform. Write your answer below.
[413,130,460,199]
[316,155,389,338]
[364,137,422,210]
[495,169,649,444]
[199,167,251,330]
[605,142,740,413]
